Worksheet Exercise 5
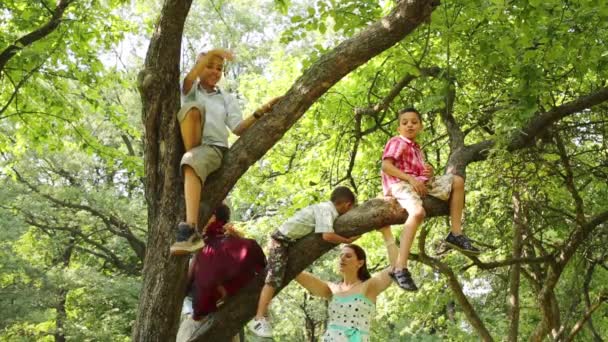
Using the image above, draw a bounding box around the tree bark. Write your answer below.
[507,192,525,342]
[132,0,194,341]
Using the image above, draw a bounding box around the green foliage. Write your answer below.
[2,0,608,340]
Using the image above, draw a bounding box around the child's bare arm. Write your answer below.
[322,232,359,244]
[382,159,427,195]
[182,54,207,95]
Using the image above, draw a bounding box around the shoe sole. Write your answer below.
[170,241,205,256]
[389,274,419,292]
[445,241,481,256]
[247,324,273,338]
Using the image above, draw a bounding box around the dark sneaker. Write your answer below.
[389,268,418,291]
[445,232,481,256]
[170,222,204,255]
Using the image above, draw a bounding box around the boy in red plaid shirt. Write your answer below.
[381,108,480,291]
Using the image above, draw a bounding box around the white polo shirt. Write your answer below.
[278,201,339,240]
[181,78,243,148]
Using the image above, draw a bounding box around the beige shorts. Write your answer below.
[176,315,208,342]
[177,103,223,183]
[390,174,453,209]
[180,144,223,184]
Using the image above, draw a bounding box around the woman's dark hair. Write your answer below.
[344,244,371,281]
[213,203,231,222]
[397,107,422,122]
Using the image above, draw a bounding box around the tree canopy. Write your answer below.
[1,0,606,341]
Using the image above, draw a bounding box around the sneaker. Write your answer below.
[445,232,481,256]
[389,268,418,291]
[248,317,273,338]
[170,222,204,255]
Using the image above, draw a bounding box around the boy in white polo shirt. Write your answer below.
[248,186,359,338]
[170,49,280,255]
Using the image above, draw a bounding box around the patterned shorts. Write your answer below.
[264,231,293,288]
[390,174,454,209]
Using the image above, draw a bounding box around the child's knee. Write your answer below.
[408,206,426,221]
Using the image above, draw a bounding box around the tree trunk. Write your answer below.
[132,1,194,341]
[54,235,75,342]
[507,192,524,342]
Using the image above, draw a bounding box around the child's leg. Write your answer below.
[255,284,275,318]
[179,107,203,226]
[449,175,465,235]
[255,238,287,318]
[395,203,426,270]
[183,166,202,226]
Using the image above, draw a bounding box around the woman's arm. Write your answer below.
[295,272,333,299]
[365,227,398,298]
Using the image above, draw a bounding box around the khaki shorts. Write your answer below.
[177,315,239,342]
[177,103,224,183]
[390,174,453,209]
[180,144,223,183]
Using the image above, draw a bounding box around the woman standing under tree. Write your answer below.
[294,227,398,342]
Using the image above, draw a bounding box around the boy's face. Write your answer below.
[335,201,354,215]
[199,57,224,90]
[397,111,422,140]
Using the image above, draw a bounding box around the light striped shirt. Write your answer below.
[278,201,339,240]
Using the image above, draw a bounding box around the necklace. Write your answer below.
[340,280,362,292]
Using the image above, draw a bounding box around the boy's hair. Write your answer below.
[397,107,422,122]
[330,186,356,205]
[213,203,231,223]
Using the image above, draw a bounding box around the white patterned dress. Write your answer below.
[323,293,375,342]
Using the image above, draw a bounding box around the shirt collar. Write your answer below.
[326,201,339,216]
[398,135,419,147]
[197,82,222,94]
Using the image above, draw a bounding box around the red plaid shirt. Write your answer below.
[381,135,428,196]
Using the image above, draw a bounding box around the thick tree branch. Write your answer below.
[463,86,608,167]
[462,255,552,272]
[0,0,75,74]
